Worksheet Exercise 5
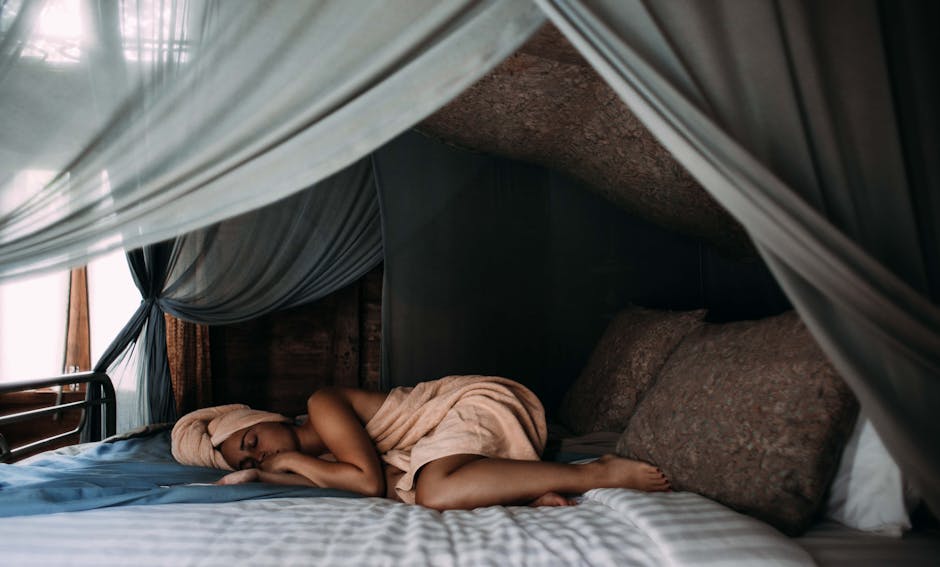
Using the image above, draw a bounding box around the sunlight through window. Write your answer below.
[88,249,141,365]
[120,0,191,63]
[0,271,69,382]
[20,0,83,64]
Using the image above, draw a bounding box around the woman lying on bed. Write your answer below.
[171,375,670,510]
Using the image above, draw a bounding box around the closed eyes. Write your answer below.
[239,430,258,451]
[237,429,259,470]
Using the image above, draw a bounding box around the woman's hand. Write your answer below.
[259,451,302,474]
[217,466,318,488]
[217,469,260,485]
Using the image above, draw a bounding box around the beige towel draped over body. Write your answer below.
[365,375,547,504]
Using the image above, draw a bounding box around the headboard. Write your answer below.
[0,372,116,463]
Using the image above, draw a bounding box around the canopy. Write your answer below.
[1,0,937,513]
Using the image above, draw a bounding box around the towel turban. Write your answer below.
[170,404,292,470]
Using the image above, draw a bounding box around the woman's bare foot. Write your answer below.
[590,454,670,492]
[529,491,577,507]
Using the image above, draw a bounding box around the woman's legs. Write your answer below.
[414,454,669,511]
[528,491,577,507]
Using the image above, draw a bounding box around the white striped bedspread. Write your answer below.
[1,489,813,566]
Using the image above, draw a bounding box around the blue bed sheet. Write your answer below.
[0,428,359,517]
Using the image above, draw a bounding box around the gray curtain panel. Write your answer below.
[375,130,788,416]
[0,0,544,280]
[94,159,382,427]
[375,132,559,401]
[536,0,939,511]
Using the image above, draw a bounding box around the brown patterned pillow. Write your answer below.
[559,306,705,434]
[617,310,858,535]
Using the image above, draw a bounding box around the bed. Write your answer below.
[1,417,812,567]
[2,372,938,567]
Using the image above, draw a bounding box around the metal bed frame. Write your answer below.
[0,371,116,463]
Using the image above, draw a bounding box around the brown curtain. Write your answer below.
[164,314,212,417]
[64,267,91,373]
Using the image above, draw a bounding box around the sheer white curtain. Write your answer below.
[0,0,545,280]
[87,248,141,431]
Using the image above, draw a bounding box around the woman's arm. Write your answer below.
[260,388,385,496]
[217,468,316,487]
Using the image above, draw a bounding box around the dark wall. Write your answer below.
[208,131,789,418]
[377,131,789,416]
[209,266,382,416]
[540,175,790,410]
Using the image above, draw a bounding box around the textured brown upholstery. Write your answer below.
[617,311,858,535]
[559,307,705,434]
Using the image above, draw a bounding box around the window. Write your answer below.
[120,0,193,63]
[0,270,69,382]
[13,0,84,65]
[87,249,141,364]
[2,0,195,66]
[0,249,139,384]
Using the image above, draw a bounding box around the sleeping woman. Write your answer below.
[171,375,670,509]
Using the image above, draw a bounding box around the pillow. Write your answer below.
[617,310,859,536]
[559,306,705,434]
[825,416,920,537]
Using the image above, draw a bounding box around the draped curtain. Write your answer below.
[0,0,545,279]
[1,0,544,431]
[535,0,939,512]
[93,159,383,429]
[164,313,211,418]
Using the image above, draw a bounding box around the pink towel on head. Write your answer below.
[171,404,291,470]
[365,375,547,504]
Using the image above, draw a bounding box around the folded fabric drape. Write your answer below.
[94,159,383,427]
[366,375,547,504]
[0,0,542,429]
[0,0,545,280]
[535,0,939,512]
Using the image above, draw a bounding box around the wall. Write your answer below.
[209,266,382,416]
[376,131,790,416]
[204,134,789,420]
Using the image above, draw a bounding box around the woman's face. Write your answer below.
[218,422,299,470]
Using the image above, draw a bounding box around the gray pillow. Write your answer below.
[559,306,705,434]
[617,310,859,535]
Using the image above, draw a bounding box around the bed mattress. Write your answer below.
[1,489,813,566]
[4,427,937,566]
